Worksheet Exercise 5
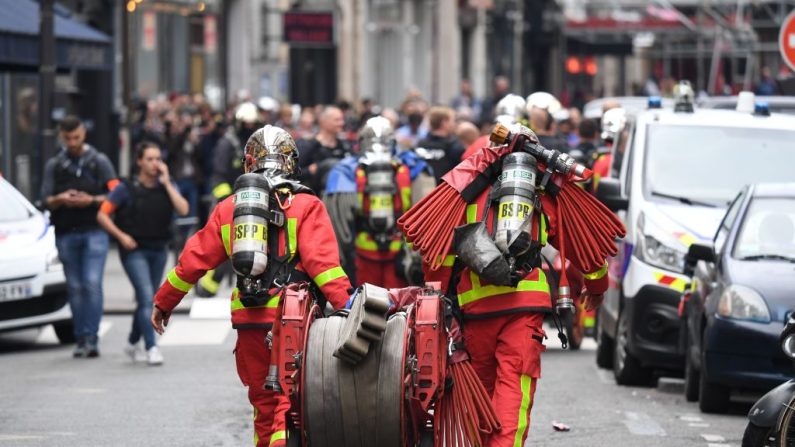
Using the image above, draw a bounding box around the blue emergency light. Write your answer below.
[754,101,771,116]
[647,96,662,109]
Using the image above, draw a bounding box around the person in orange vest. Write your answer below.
[150,125,352,447]
[426,129,610,446]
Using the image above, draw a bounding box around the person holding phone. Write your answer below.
[97,142,188,365]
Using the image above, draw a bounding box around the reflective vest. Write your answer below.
[354,162,412,261]
[155,194,351,328]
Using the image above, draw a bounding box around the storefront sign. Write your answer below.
[143,10,157,51]
[204,15,217,53]
[283,12,334,45]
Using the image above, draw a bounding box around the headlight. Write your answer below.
[635,213,686,272]
[782,334,795,359]
[717,285,770,323]
[46,249,62,272]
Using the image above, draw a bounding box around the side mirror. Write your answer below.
[594,177,628,212]
[684,242,715,276]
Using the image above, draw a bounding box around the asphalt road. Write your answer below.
[0,313,750,447]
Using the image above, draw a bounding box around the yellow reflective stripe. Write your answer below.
[167,268,193,293]
[221,224,231,256]
[199,270,220,294]
[466,204,478,224]
[212,182,233,199]
[540,214,548,246]
[584,316,596,328]
[434,254,456,267]
[401,187,411,212]
[584,262,608,280]
[253,407,259,446]
[269,430,286,446]
[513,375,533,447]
[230,289,280,311]
[355,232,402,252]
[314,266,346,287]
[287,218,297,261]
[458,270,550,307]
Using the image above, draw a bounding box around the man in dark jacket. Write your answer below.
[41,116,119,358]
[414,106,464,183]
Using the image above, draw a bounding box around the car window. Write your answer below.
[733,198,795,260]
[612,119,633,178]
[0,182,32,222]
[714,190,745,254]
[643,125,795,206]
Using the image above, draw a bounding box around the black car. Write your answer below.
[682,183,795,414]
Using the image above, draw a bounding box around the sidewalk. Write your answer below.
[102,247,235,315]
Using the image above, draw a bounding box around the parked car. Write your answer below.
[595,100,795,386]
[682,183,795,413]
[0,176,72,342]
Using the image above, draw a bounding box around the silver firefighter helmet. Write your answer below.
[494,94,527,124]
[359,116,395,156]
[600,108,627,142]
[243,125,298,176]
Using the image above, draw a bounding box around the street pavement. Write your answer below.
[0,303,751,446]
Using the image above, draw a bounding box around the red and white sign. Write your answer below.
[142,10,157,51]
[780,10,795,71]
[204,15,217,53]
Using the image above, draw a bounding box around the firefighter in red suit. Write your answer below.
[151,125,351,447]
[353,116,432,288]
[426,144,609,447]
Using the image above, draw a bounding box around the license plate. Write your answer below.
[0,281,33,302]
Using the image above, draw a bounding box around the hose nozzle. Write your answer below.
[556,286,575,314]
[264,365,282,392]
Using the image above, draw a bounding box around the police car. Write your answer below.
[595,90,795,385]
[0,177,72,342]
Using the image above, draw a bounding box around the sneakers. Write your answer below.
[124,343,147,363]
[73,341,88,358]
[146,346,164,366]
[86,339,100,358]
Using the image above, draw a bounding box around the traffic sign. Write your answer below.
[780,10,795,71]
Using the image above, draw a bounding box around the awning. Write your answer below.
[0,0,112,71]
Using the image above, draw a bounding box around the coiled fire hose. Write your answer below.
[397,127,626,276]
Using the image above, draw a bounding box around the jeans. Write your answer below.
[175,178,198,218]
[56,229,109,343]
[120,247,168,350]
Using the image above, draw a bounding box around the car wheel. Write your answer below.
[741,422,775,447]
[53,321,75,344]
[564,311,583,350]
[613,310,654,386]
[698,361,730,413]
[684,342,700,402]
[595,313,614,369]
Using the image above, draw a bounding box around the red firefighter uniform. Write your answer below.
[354,162,412,288]
[427,188,608,447]
[590,149,612,193]
[154,192,351,447]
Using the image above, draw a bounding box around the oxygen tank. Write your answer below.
[366,162,396,234]
[231,173,270,277]
[494,152,538,256]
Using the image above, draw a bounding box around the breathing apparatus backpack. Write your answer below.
[356,159,411,252]
[452,152,544,287]
[230,173,316,308]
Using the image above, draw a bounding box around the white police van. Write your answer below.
[595,93,795,385]
[0,176,72,342]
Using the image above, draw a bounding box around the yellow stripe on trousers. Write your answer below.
[513,375,534,447]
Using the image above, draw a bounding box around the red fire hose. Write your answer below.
[398,135,626,275]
